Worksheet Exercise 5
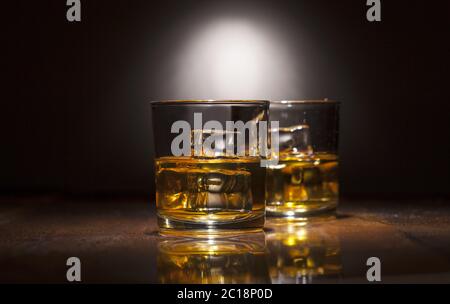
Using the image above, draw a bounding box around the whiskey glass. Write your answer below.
[266,100,340,217]
[151,100,269,231]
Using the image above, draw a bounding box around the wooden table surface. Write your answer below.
[1,196,450,283]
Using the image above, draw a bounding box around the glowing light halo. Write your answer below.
[172,18,300,100]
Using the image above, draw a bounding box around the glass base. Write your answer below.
[157,210,265,230]
[266,200,337,218]
[159,227,264,238]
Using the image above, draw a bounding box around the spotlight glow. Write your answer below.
[173,19,299,99]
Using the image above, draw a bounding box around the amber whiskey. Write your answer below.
[156,156,265,229]
[266,153,338,216]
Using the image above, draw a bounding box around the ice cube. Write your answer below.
[191,129,237,157]
[185,169,253,211]
[275,125,313,156]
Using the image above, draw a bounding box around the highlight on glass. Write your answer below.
[265,100,340,217]
[151,100,271,231]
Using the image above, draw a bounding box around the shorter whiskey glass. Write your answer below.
[266,100,340,217]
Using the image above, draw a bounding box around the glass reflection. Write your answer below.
[265,219,342,284]
[157,232,270,284]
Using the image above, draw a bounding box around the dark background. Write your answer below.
[3,0,450,199]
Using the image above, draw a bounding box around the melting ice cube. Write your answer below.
[191,129,243,157]
[274,124,313,156]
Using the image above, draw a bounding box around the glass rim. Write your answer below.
[270,99,339,105]
[151,100,269,106]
